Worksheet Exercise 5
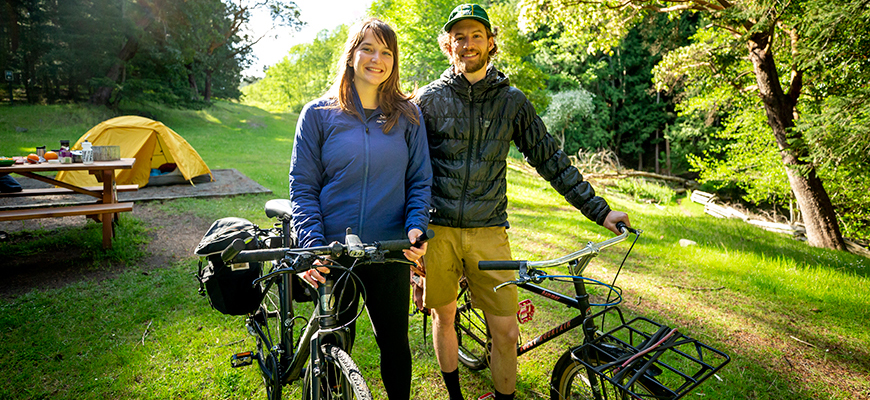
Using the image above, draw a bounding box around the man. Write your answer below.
[414,4,631,400]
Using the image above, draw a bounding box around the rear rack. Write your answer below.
[573,307,730,400]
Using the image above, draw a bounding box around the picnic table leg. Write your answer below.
[101,170,115,248]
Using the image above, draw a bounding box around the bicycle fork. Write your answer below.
[306,278,351,398]
[570,259,611,400]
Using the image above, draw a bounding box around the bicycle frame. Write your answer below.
[466,229,633,359]
[248,254,355,396]
[460,227,669,400]
[227,201,427,400]
[462,226,729,400]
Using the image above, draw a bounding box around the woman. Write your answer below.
[288,18,431,399]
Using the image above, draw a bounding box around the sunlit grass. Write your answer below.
[1,103,867,399]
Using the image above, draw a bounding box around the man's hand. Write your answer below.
[403,228,427,263]
[602,210,631,235]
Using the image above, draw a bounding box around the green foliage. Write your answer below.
[530,13,693,170]
[486,0,550,112]
[239,0,551,111]
[369,0,458,89]
[541,88,595,152]
[798,89,870,239]
[2,0,301,107]
[242,26,348,112]
[613,177,676,204]
[2,103,868,399]
[686,103,792,206]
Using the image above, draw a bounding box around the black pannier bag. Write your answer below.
[194,217,264,315]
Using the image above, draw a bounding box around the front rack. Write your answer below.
[573,307,730,400]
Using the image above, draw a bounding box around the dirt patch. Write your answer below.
[0,202,214,300]
[0,168,269,300]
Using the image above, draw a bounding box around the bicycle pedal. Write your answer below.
[477,392,495,400]
[231,351,254,368]
[517,299,535,324]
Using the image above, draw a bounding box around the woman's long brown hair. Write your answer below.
[326,18,418,132]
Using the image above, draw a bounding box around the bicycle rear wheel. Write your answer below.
[550,344,650,400]
[454,291,490,371]
[302,344,372,400]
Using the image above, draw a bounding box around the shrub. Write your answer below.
[614,177,676,204]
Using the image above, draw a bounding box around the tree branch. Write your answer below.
[781,24,803,104]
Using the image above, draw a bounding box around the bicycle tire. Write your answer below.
[302,344,372,400]
[454,292,490,371]
[550,344,651,400]
[255,270,285,400]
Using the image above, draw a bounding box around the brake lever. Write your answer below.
[494,265,536,292]
[493,280,520,292]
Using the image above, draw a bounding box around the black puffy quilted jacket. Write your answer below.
[415,66,611,228]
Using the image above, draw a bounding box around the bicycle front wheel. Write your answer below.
[550,344,651,400]
[454,292,490,371]
[302,344,372,400]
[255,265,285,400]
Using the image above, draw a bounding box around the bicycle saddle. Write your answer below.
[265,199,293,220]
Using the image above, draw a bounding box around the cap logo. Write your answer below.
[444,3,491,32]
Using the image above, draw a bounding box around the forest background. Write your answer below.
[2,0,869,247]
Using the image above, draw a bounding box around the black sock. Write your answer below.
[494,389,515,400]
[441,369,464,400]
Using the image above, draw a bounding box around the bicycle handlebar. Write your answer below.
[222,228,434,264]
[478,222,637,271]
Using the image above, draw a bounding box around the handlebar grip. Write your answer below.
[478,260,526,271]
[221,238,246,262]
[378,228,435,252]
[378,239,414,252]
[616,221,637,235]
[413,228,435,248]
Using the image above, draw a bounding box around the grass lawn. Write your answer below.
[1,102,868,399]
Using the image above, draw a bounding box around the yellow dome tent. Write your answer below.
[57,116,213,188]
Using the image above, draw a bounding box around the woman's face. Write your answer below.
[351,29,394,92]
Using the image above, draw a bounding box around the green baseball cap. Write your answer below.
[443,4,491,32]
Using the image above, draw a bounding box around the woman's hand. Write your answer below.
[299,244,337,288]
[402,228,427,263]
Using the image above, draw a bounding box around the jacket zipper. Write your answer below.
[359,120,371,238]
[457,85,474,226]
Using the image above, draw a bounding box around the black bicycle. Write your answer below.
[221,199,428,400]
[454,223,730,400]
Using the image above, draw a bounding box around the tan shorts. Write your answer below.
[422,225,518,317]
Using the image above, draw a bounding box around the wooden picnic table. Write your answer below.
[0,158,137,248]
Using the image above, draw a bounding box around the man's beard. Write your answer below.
[453,49,489,75]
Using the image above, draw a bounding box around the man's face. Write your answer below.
[447,19,493,75]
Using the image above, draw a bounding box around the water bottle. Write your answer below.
[81,141,94,164]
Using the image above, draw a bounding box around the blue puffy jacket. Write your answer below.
[289,90,432,248]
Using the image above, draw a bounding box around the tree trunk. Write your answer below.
[746,29,845,250]
[89,34,140,106]
[186,63,199,100]
[204,68,213,102]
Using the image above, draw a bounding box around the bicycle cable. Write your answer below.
[600,229,641,328]
[314,259,366,333]
[536,274,624,306]
[605,230,639,305]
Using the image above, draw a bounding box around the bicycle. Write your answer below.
[220,199,430,400]
[454,223,730,400]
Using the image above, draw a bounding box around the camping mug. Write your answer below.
[36,146,46,160]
